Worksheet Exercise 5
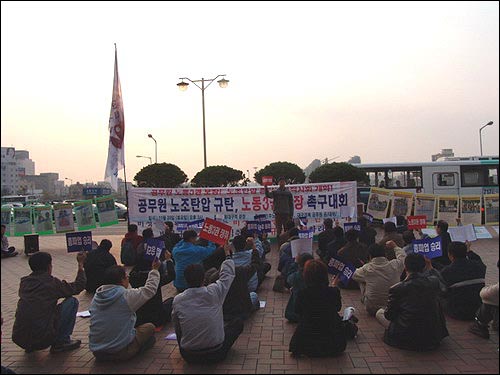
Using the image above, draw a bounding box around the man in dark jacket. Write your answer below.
[337,229,369,289]
[160,221,181,253]
[358,217,377,247]
[440,241,486,320]
[12,251,87,353]
[376,253,449,351]
[378,222,404,260]
[84,239,117,293]
[325,226,346,262]
[432,220,452,269]
[265,177,294,239]
[317,218,336,260]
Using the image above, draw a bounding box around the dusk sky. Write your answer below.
[2,1,499,185]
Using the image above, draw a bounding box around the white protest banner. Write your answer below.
[448,224,477,242]
[474,226,493,239]
[366,188,391,220]
[390,190,414,218]
[53,203,75,233]
[484,194,499,225]
[437,195,459,225]
[74,200,97,231]
[14,207,32,236]
[128,182,357,236]
[291,229,314,258]
[96,196,118,227]
[34,205,54,235]
[460,196,482,226]
[383,216,397,225]
[415,193,437,225]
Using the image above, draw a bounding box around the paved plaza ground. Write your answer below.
[1,223,499,374]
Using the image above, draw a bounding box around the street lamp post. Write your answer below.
[136,155,152,164]
[147,134,157,163]
[64,177,73,186]
[177,74,229,169]
[479,121,494,156]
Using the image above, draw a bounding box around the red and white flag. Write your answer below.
[104,45,125,191]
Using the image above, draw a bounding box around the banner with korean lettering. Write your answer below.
[66,231,93,252]
[327,256,357,285]
[199,218,232,245]
[407,215,427,230]
[366,188,391,220]
[390,190,414,218]
[74,200,97,231]
[459,195,482,226]
[34,205,54,235]
[414,193,436,225]
[96,196,118,227]
[128,182,357,236]
[344,222,361,232]
[437,195,459,225]
[1,207,12,236]
[14,207,32,236]
[484,194,499,225]
[411,236,442,259]
[143,238,165,261]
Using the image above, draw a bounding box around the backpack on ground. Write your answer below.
[121,239,136,266]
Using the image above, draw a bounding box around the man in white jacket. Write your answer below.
[89,259,160,361]
[172,242,242,363]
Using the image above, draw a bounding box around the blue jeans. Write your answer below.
[55,297,79,345]
[250,292,259,310]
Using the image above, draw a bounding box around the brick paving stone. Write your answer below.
[1,225,498,373]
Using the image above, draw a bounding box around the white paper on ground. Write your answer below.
[474,226,493,239]
[290,238,313,258]
[259,301,266,308]
[449,224,477,242]
[165,333,177,340]
[76,310,91,318]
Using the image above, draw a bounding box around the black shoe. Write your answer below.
[50,339,81,353]
[350,314,359,324]
[469,321,490,339]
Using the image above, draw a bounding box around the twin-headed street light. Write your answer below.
[147,134,157,164]
[136,155,152,164]
[177,75,229,169]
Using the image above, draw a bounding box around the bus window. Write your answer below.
[437,173,455,186]
[461,165,499,187]
[489,167,498,185]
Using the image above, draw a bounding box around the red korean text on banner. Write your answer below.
[199,218,232,246]
[262,176,273,186]
[407,215,427,230]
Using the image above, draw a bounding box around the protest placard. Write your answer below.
[383,216,397,225]
[54,203,75,233]
[411,236,442,259]
[484,194,499,225]
[187,219,205,233]
[143,238,165,261]
[448,224,477,242]
[96,196,118,227]
[74,200,97,230]
[421,227,437,238]
[362,212,374,222]
[407,215,427,230]
[291,229,314,258]
[327,256,356,285]
[14,207,32,236]
[390,190,414,218]
[474,226,493,239]
[366,188,391,220]
[340,205,356,219]
[262,176,273,186]
[199,218,232,245]
[66,231,93,252]
[344,222,361,232]
[415,194,437,225]
[33,205,54,235]
[1,207,12,236]
[460,195,482,226]
[438,195,459,225]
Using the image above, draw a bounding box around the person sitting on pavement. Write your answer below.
[337,229,369,289]
[89,260,161,361]
[128,248,175,328]
[440,241,487,320]
[172,230,217,293]
[277,227,300,280]
[231,234,261,293]
[285,252,314,323]
[469,260,499,339]
[159,221,181,254]
[431,220,452,270]
[325,225,346,262]
[244,235,271,287]
[358,217,377,247]
[317,218,336,261]
[351,241,406,316]
[12,251,87,353]
[278,220,297,248]
[1,224,18,258]
[120,224,144,266]
[376,253,449,351]
[172,243,243,364]
[204,236,261,322]
[378,222,404,260]
[289,260,356,358]
[84,239,117,293]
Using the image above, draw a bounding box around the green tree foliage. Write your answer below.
[191,165,244,187]
[308,162,369,184]
[255,162,306,185]
[134,163,188,188]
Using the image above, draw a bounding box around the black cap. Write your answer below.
[278,176,286,181]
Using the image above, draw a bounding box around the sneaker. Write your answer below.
[50,339,82,353]
[469,321,490,339]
